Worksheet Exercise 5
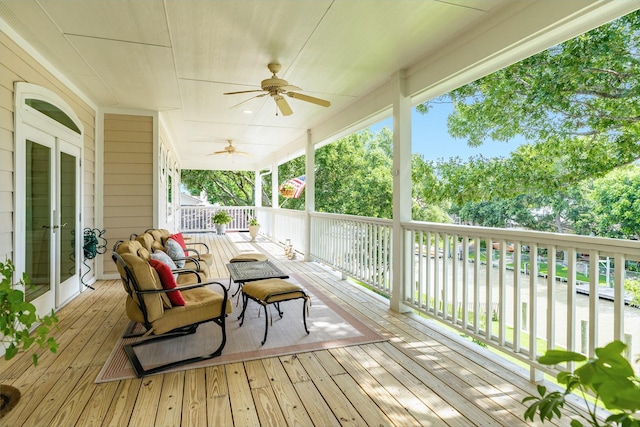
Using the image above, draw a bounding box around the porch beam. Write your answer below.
[390,70,412,313]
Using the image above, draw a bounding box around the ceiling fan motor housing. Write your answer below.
[261,77,288,93]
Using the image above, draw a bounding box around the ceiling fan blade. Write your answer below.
[223,89,265,95]
[236,151,251,156]
[274,96,293,116]
[286,92,330,107]
[230,93,268,109]
[280,85,302,92]
[207,150,229,156]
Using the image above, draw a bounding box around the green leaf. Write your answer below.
[570,419,584,427]
[5,344,18,360]
[539,350,586,365]
[537,384,547,397]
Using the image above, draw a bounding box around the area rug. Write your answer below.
[95,275,385,382]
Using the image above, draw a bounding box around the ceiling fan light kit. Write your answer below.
[224,63,331,116]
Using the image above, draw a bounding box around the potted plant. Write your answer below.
[248,217,260,241]
[523,340,640,426]
[212,210,233,235]
[279,183,295,198]
[1,260,59,417]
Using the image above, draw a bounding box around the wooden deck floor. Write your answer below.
[0,232,567,427]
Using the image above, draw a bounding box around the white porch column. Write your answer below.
[304,129,315,261]
[390,70,412,313]
[271,162,279,239]
[271,161,279,208]
[254,170,262,207]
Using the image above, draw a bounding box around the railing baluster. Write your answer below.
[566,247,577,371]
[498,240,506,346]
[547,245,557,351]
[513,242,521,352]
[486,238,493,341]
[588,249,599,358]
[473,237,481,335]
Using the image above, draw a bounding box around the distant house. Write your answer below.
[180,192,206,206]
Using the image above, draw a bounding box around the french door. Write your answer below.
[23,123,81,313]
[24,125,81,312]
[14,83,84,316]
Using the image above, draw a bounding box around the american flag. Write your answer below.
[285,175,306,198]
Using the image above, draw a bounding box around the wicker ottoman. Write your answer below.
[239,278,310,345]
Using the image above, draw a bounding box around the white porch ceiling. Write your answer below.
[1,0,637,171]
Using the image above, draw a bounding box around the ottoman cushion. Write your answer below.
[230,253,268,262]
[242,278,306,303]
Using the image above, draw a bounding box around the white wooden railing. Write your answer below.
[310,212,393,295]
[180,206,255,231]
[401,222,640,378]
[271,209,306,250]
[181,205,640,376]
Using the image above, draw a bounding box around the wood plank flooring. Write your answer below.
[1,232,575,427]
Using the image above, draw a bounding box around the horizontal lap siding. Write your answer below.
[0,31,96,265]
[103,114,153,276]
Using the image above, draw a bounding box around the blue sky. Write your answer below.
[369,102,526,161]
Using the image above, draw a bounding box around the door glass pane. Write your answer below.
[25,99,81,134]
[60,152,76,283]
[25,140,51,302]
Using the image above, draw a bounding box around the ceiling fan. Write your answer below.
[223,63,331,116]
[207,140,250,156]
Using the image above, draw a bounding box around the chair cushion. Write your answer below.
[151,287,229,335]
[169,233,187,250]
[116,240,143,256]
[165,238,186,268]
[176,271,207,285]
[120,253,166,322]
[149,229,166,244]
[135,233,155,252]
[149,259,185,306]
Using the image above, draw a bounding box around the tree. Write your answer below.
[279,129,395,218]
[181,170,270,206]
[589,165,640,239]
[453,186,595,234]
[417,11,640,196]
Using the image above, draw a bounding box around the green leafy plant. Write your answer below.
[0,260,59,366]
[624,279,640,307]
[212,210,232,225]
[248,217,259,226]
[523,341,640,426]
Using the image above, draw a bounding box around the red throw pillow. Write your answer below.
[169,233,187,250]
[149,259,186,306]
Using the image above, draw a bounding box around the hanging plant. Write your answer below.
[279,183,295,198]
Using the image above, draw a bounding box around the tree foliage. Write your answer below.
[413,11,640,238]
[419,11,640,172]
[417,10,640,200]
[181,169,271,206]
[589,165,640,239]
[279,129,394,218]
